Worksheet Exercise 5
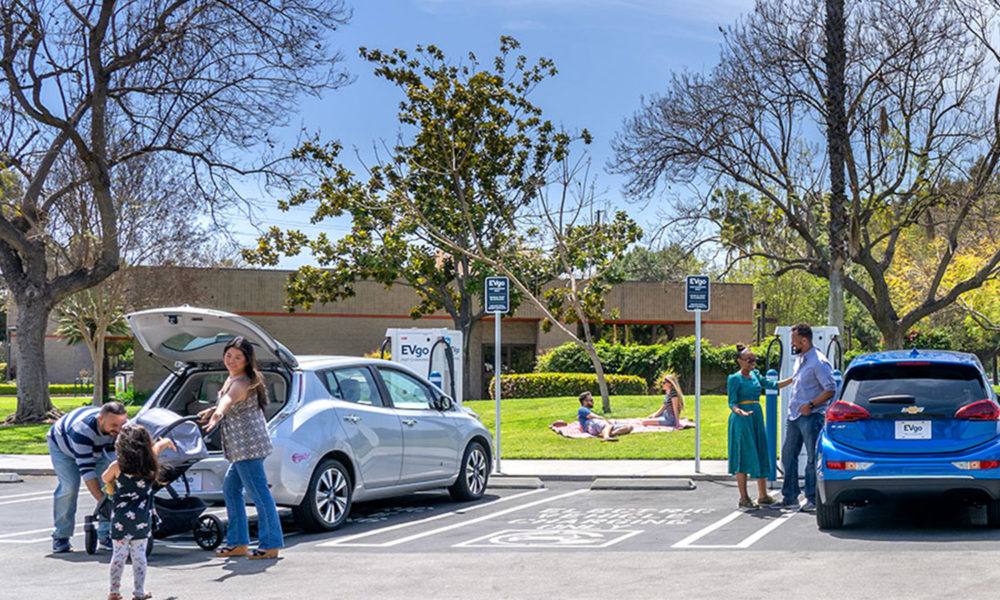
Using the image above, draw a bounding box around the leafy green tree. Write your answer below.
[612,0,1000,350]
[246,37,589,400]
[613,244,706,283]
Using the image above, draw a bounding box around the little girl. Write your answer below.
[101,424,174,600]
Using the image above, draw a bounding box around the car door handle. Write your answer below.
[402,419,418,426]
[343,415,361,423]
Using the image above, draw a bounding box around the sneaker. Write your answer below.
[99,536,114,551]
[769,497,799,510]
[52,538,71,553]
[738,497,758,510]
[801,500,817,513]
[756,495,776,506]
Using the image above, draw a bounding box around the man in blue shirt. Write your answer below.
[771,323,836,512]
[46,402,128,553]
[577,391,632,441]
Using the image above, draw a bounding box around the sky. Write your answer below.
[229,0,757,269]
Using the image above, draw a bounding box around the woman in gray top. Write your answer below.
[200,337,284,560]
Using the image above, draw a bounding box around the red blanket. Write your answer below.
[549,418,695,439]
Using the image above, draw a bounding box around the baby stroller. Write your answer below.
[84,408,225,555]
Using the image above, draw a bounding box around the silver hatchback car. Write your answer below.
[127,306,493,531]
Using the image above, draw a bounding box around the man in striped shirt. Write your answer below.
[46,402,128,553]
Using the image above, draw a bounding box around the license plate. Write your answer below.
[895,420,931,440]
[169,471,203,493]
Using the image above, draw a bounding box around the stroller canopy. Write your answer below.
[130,408,208,468]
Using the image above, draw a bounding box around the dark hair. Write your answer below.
[578,391,592,405]
[735,343,749,366]
[115,424,159,482]
[223,336,268,411]
[792,323,813,341]
[100,401,127,417]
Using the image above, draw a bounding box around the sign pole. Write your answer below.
[684,275,710,475]
[695,309,701,473]
[484,276,510,476]
[494,311,502,475]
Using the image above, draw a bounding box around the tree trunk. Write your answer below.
[880,323,905,350]
[88,334,107,406]
[825,0,847,335]
[12,299,56,423]
[580,335,612,413]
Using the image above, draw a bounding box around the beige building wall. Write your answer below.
[14,267,754,400]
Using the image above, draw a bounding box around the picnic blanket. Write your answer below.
[549,418,695,439]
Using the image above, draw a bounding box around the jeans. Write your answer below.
[49,438,111,540]
[779,413,824,502]
[223,458,284,550]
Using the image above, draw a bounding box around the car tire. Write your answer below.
[816,495,844,530]
[449,440,489,502]
[986,499,1000,528]
[293,458,353,532]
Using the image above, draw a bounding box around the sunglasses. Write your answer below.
[741,356,758,363]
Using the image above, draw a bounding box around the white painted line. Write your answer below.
[321,489,585,548]
[0,490,52,501]
[672,508,799,549]
[735,511,797,548]
[672,510,743,548]
[0,527,56,539]
[455,528,644,549]
[319,489,546,547]
[0,495,57,507]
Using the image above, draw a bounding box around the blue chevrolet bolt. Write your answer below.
[815,349,1000,529]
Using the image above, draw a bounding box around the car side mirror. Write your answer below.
[434,395,453,411]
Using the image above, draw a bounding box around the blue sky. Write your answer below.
[233,0,756,269]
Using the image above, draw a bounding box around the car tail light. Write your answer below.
[952,460,1000,470]
[954,400,1000,421]
[825,461,874,471]
[826,400,871,422]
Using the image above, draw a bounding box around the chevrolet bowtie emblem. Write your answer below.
[901,406,924,415]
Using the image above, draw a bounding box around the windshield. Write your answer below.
[840,363,988,418]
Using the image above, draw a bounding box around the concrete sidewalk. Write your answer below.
[0,453,733,481]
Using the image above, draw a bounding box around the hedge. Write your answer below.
[0,383,95,395]
[534,338,770,390]
[488,372,647,399]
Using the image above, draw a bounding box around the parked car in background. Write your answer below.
[816,349,1000,529]
[126,306,493,531]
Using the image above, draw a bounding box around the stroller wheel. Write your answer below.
[193,514,224,551]
[84,516,97,555]
[145,536,154,558]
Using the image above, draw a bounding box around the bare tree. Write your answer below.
[825,0,847,334]
[0,0,350,422]
[612,0,1000,349]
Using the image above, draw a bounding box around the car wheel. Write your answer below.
[293,458,353,532]
[816,495,844,530]
[986,499,1000,528]
[449,440,489,502]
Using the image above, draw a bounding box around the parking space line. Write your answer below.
[319,489,545,547]
[0,491,51,501]
[321,489,586,548]
[0,495,56,507]
[672,509,798,549]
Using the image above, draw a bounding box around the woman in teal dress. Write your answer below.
[728,344,787,509]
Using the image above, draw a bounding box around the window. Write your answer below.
[379,369,434,410]
[322,367,381,406]
[841,363,988,418]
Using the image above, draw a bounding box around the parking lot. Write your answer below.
[5,475,1000,598]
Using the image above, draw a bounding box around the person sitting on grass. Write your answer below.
[577,391,632,442]
[641,373,685,427]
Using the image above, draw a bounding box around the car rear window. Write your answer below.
[840,363,988,417]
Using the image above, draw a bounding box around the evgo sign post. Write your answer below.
[485,276,509,474]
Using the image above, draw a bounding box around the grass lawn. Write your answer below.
[0,397,141,454]
[0,393,736,459]
[465,394,734,460]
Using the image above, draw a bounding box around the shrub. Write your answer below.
[115,387,150,406]
[488,372,647,399]
[0,383,94,395]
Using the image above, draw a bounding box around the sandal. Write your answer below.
[132,594,152,600]
[108,594,122,600]
[247,548,279,560]
[215,545,248,557]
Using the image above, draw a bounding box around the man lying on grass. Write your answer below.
[577,391,632,442]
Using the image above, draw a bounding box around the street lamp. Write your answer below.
[6,326,15,382]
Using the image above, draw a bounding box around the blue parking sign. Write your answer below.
[485,276,510,313]
[685,275,710,312]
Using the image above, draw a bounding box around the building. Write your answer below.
[12,266,754,400]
